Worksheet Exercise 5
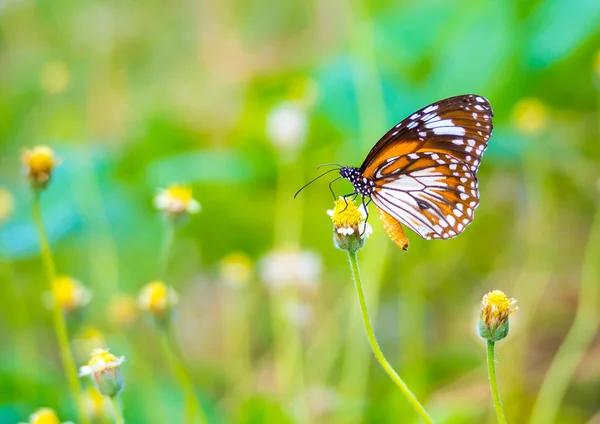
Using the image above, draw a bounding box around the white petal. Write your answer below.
[79,365,92,376]
[186,199,201,213]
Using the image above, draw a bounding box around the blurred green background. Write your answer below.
[1,0,600,423]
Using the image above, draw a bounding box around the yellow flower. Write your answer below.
[138,281,178,317]
[220,252,253,287]
[153,185,201,216]
[79,348,125,397]
[19,407,73,424]
[108,295,138,326]
[22,146,61,190]
[327,198,372,252]
[82,386,111,420]
[45,275,92,312]
[512,98,548,135]
[478,290,518,341]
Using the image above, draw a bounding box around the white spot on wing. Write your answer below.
[432,126,466,136]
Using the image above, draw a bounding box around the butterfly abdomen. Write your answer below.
[340,166,375,197]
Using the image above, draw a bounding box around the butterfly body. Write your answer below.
[339,94,493,247]
[339,167,374,197]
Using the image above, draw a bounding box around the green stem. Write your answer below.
[32,194,90,424]
[110,396,124,424]
[347,250,434,424]
[487,340,507,424]
[160,325,208,424]
[528,202,600,424]
[160,220,175,281]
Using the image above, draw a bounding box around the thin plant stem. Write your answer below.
[528,203,600,424]
[347,250,434,424]
[487,340,507,424]
[160,220,175,281]
[110,396,125,424]
[158,219,208,423]
[160,324,208,424]
[32,193,90,424]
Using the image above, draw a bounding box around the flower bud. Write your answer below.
[478,290,517,342]
[44,275,92,313]
[327,198,373,253]
[79,348,125,397]
[154,185,201,221]
[22,146,61,191]
[138,281,178,323]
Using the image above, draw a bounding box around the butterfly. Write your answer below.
[297,94,493,250]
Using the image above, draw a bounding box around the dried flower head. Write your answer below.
[79,348,125,397]
[19,407,73,424]
[478,290,518,341]
[22,146,61,190]
[327,198,373,252]
[154,185,200,217]
[138,281,179,318]
[44,275,92,313]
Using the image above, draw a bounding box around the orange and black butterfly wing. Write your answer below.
[361,94,493,240]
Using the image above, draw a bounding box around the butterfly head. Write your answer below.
[340,166,374,197]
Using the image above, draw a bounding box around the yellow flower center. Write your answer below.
[30,408,61,424]
[88,349,119,369]
[25,146,56,174]
[330,198,361,227]
[139,281,177,315]
[481,290,517,327]
[147,281,168,310]
[166,185,193,203]
[52,276,80,309]
[483,290,512,311]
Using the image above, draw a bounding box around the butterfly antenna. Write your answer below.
[294,168,341,198]
[316,163,343,170]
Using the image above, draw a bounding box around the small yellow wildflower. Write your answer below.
[220,252,253,287]
[138,281,178,317]
[44,275,92,312]
[478,290,518,341]
[82,386,111,420]
[512,98,548,135]
[19,407,73,424]
[22,146,61,190]
[108,295,138,326]
[327,198,372,252]
[153,184,200,216]
[79,348,125,397]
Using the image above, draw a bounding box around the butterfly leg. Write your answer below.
[328,176,341,200]
[340,192,358,213]
[359,197,372,237]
